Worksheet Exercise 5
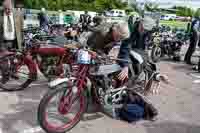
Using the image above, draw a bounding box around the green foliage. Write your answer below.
[174,6,194,17]
[24,0,128,11]
[145,2,159,12]
[194,8,200,18]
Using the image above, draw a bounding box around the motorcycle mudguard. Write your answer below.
[90,64,122,76]
[130,50,144,64]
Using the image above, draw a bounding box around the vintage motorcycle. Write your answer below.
[0,38,79,91]
[37,47,168,133]
[151,31,183,62]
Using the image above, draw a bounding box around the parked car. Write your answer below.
[160,14,176,21]
[105,9,126,17]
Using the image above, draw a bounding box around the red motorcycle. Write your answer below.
[37,47,168,133]
[0,43,78,91]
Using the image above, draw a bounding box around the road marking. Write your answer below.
[20,126,42,133]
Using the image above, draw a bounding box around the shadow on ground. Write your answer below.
[144,121,200,133]
[0,82,104,133]
[0,83,48,133]
[170,63,194,72]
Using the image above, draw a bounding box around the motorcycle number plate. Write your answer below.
[77,50,91,64]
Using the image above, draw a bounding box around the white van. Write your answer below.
[109,9,126,17]
[160,14,176,21]
[24,14,40,28]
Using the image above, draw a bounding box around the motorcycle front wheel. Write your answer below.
[38,83,88,133]
[151,46,162,63]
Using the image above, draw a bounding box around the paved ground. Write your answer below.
[1,48,200,133]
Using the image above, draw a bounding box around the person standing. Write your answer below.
[0,0,23,51]
[58,10,64,25]
[14,2,24,50]
[38,8,49,32]
[79,11,92,31]
[184,17,200,64]
[128,14,134,33]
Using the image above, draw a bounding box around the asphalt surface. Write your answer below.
[1,46,200,133]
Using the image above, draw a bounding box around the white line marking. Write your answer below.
[20,126,42,133]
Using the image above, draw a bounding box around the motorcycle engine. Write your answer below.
[38,55,63,78]
[94,74,128,107]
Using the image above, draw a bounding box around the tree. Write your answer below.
[129,2,140,13]
[175,6,194,17]
[24,0,33,9]
[194,8,200,18]
[24,0,129,11]
[145,2,158,12]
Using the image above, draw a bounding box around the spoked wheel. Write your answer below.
[0,56,33,91]
[38,83,87,133]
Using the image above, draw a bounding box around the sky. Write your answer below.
[135,0,200,10]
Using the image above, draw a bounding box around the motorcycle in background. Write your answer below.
[0,37,79,91]
[151,31,183,62]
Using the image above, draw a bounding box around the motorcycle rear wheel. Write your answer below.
[0,56,34,91]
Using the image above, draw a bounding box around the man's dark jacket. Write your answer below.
[118,20,147,67]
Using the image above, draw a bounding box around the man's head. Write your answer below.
[85,11,88,15]
[138,20,145,33]
[136,16,156,34]
[112,22,130,42]
[3,0,12,15]
[93,16,104,25]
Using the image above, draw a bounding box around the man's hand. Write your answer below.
[118,66,128,81]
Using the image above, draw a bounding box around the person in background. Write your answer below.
[92,16,105,27]
[0,0,23,52]
[128,14,134,33]
[186,22,191,33]
[15,2,24,49]
[58,10,64,25]
[38,8,49,32]
[0,0,23,84]
[118,17,155,79]
[184,16,200,65]
[79,11,92,31]
[155,19,159,28]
